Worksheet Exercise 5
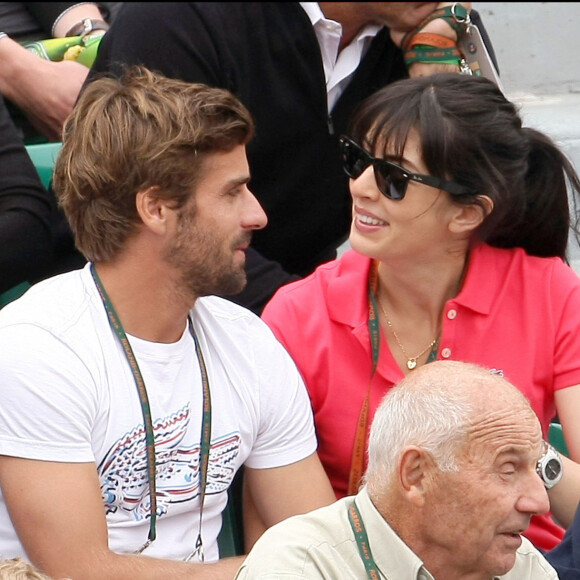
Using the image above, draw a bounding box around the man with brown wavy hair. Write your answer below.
[0,65,335,579]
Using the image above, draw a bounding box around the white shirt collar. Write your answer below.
[299,3,381,111]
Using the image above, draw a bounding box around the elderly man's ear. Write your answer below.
[399,447,439,507]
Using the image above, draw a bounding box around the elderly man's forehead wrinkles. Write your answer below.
[466,407,541,448]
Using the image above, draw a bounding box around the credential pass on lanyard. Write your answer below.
[90,264,212,561]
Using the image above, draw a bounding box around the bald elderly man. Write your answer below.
[236,360,559,580]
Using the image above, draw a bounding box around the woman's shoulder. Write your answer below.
[268,250,370,305]
[476,243,580,290]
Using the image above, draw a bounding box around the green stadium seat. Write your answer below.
[217,489,244,557]
[549,422,569,457]
[25,141,62,188]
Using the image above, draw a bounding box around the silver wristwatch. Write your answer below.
[65,18,109,39]
[536,442,563,489]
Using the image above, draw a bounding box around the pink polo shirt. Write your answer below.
[262,243,580,551]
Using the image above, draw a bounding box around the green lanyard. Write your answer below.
[348,500,382,579]
[347,267,381,495]
[90,264,212,561]
[350,263,440,495]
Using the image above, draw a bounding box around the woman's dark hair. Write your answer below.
[347,73,580,261]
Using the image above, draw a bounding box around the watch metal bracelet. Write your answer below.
[65,18,109,38]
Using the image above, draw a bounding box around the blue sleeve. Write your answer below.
[545,501,580,579]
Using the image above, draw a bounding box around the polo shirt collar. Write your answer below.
[453,243,499,315]
[326,244,499,328]
[326,249,372,328]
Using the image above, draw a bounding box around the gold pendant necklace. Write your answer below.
[377,295,439,370]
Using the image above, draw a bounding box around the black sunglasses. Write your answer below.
[339,136,476,200]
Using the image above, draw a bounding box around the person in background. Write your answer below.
[0,92,52,297]
[85,2,497,315]
[236,360,559,579]
[0,2,120,142]
[261,72,580,552]
[0,65,335,580]
[0,3,122,299]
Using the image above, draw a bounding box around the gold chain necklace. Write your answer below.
[377,295,439,371]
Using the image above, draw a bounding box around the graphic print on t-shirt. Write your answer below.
[98,405,240,521]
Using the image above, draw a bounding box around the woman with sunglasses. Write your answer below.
[261,72,580,552]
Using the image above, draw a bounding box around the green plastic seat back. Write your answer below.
[548,422,569,457]
[217,477,245,557]
[25,141,62,188]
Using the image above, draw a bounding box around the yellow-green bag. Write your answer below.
[22,34,103,68]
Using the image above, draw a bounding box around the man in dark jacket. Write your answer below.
[87,2,497,314]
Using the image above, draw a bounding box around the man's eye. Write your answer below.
[500,463,516,476]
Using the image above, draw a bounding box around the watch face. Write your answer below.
[545,457,562,481]
[537,444,563,488]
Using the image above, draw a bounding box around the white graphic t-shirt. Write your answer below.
[0,263,316,561]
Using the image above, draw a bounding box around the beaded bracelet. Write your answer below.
[401,3,469,50]
[402,3,470,67]
[403,32,462,66]
[404,50,463,66]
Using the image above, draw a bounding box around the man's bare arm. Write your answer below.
[0,456,244,579]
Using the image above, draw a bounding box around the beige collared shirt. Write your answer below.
[235,486,559,579]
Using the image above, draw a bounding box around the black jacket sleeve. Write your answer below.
[23,2,113,36]
[0,95,53,293]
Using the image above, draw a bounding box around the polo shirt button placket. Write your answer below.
[440,308,457,359]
